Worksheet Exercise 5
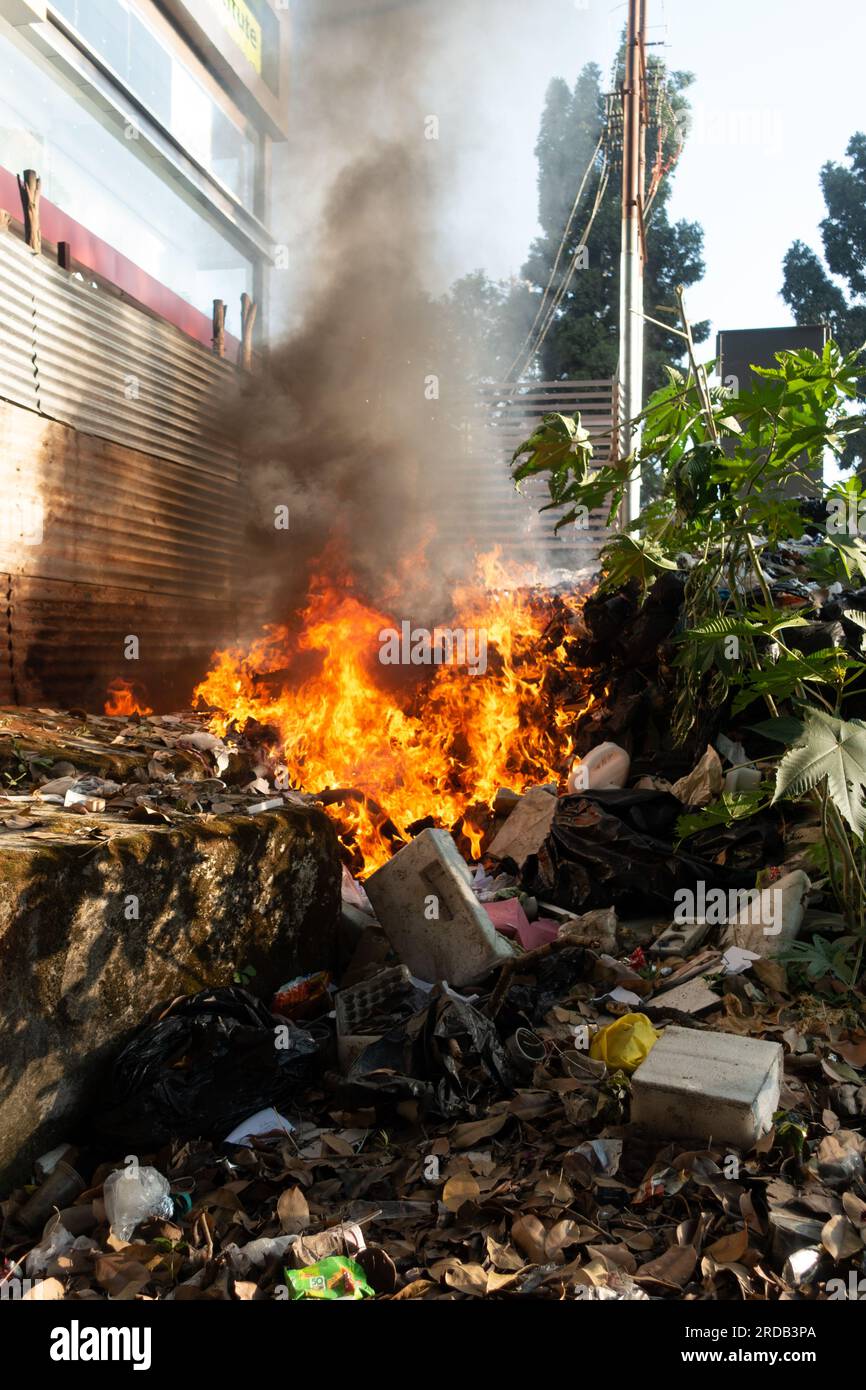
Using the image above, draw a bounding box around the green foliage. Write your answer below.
[523,59,707,392]
[675,787,770,845]
[774,1112,809,1158]
[598,533,679,592]
[512,411,593,485]
[779,934,860,986]
[729,647,857,717]
[447,53,707,393]
[782,133,866,471]
[773,709,866,838]
[440,270,537,384]
[511,333,866,979]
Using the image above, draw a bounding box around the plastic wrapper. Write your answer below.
[284,1256,374,1300]
[272,971,332,1021]
[97,986,318,1147]
[103,1165,173,1241]
[589,1012,660,1074]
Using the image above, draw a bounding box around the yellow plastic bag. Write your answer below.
[589,1012,660,1074]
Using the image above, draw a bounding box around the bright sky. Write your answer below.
[454,0,864,352]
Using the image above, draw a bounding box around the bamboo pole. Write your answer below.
[240,292,257,371]
[212,299,226,358]
[17,169,41,253]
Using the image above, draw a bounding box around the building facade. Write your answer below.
[0,1,290,708]
[0,0,288,348]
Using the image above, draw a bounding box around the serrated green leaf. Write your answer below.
[773,709,866,837]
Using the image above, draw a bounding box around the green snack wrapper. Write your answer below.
[284,1256,374,1300]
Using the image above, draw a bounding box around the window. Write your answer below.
[0,34,254,319]
[128,11,172,129]
[49,0,257,205]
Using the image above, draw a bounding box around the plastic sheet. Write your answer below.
[340,988,514,1117]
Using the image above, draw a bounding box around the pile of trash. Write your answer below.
[570,556,866,771]
[3,720,865,1301]
[0,707,320,828]
[3,540,865,1302]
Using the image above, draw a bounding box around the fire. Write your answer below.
[104,678,153,717]
[194,551,591,872]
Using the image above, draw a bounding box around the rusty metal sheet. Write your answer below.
[0,231,246,708]
[0,573,236,710]
[0,403,242,599]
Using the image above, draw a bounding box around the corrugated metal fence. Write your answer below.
[456,379,620,575]
[0,231,242,708]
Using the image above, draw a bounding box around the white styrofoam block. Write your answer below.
[630,1025,783,1148]
[364,828,515,986]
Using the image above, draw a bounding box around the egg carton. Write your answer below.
[335,965,415,1072]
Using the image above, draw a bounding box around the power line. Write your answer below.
[502,129,606,385]
[509,150,611,383]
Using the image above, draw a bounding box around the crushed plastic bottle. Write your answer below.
[567,742,631,794]
[103,1161,174,1242]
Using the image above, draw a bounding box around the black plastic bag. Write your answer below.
[97,986,318,1147]
[340,988,514,1117]
[533,789,765,916]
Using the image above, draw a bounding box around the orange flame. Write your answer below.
[104,678,153,717]
[194,551,592,872]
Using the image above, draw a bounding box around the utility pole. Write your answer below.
[619,0,647,522]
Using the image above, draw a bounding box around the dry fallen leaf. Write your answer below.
[705,1227,749,1263]
[544,1219,596,1260]
[442,1261,488,1296]
[821,1214,863,1259]
[485,1235,524,1271]
[451,1113,508,1149]
[442,1176,480,1213]
[511,1215,548,1264]
[277,1185,311,1234]
[389,1280,437,1300]
[636,1244,697,1288]
[22,1276,65,1301]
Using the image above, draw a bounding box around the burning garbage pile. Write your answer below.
[191,550,597,873]
[2,539,865,1305]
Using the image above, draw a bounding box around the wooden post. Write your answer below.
[0,210,9,234]
[212,298,226,358]
[17,169,41,253]
[57,241,72,271]
[240,292,257,371]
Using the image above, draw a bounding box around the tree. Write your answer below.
[440,269,535,384]
[519,58,708,395]
[781,133,866,469]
